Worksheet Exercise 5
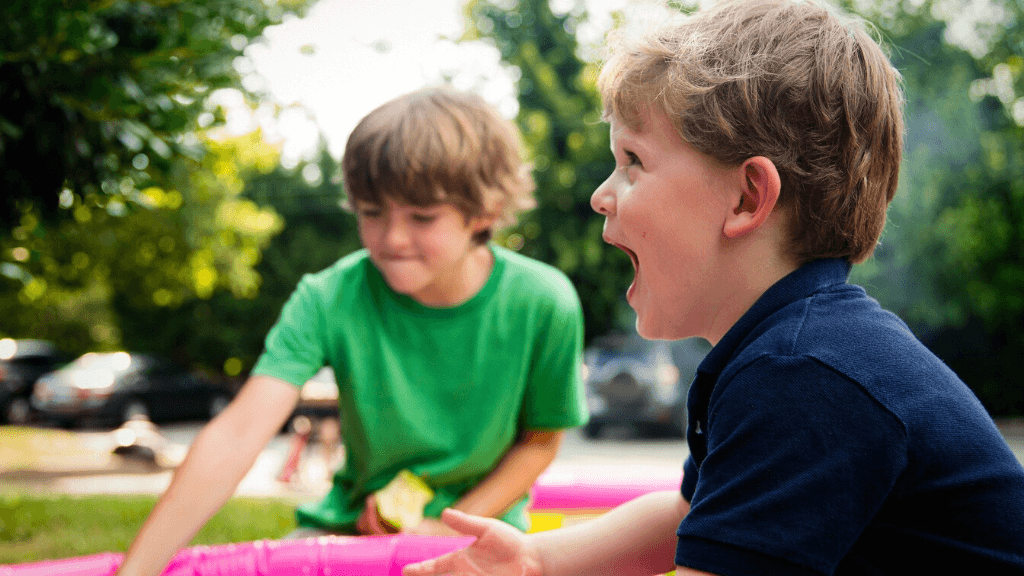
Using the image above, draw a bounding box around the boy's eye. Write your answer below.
[411,213,437,224]
[625,150,642,168]
[357,207,383,219]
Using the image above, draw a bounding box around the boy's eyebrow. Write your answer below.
[609,124,632,153]
[352,200,383,211]
[611,128,650,159]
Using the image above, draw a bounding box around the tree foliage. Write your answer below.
[0,0,305,227]
[0,0,309,368]
[465,0,634,342]
[0,132,283,359]
[843,0,1024,414]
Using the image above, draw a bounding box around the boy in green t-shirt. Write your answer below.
[114,87,588,576]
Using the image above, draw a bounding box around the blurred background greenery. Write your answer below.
[1,0,1021,414]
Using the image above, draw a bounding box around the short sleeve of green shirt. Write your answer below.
[509,256,588,430]
[252,274,328,388]
[251,246,588,532]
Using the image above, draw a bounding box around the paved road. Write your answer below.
[3,419,1022,500]
[0,422,688,499]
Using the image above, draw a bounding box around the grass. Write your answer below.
[0,492,298,564]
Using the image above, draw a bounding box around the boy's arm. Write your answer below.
[456,428,564,515]
[404,489,690,576]
[407,429,563,535]
[538,489,688,575]
[114,375,300,576]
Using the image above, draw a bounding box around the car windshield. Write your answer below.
[67,352,137,374]
[0,338,59,361]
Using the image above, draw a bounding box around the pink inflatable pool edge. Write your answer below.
[2,463,683,576]
[0,535,477,576]
[529,463,682,510]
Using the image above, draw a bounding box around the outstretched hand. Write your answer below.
[404,517,463,537]
[402,508,542,576]
[356,495,399,535]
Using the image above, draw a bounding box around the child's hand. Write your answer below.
[401,508,542,576]
[356,495,399,535]
[403,516,462,537]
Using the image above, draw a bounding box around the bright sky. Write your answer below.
[214,0,643,165]
[213,0,1017,164]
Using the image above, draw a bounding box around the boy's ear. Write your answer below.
[469,212,498,233]
[723,156,782,239]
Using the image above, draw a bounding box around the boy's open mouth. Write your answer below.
[615,243,639,272]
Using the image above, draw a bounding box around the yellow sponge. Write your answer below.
[375,469,435,529]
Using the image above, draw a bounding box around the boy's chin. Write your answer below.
[379,274,427,296]
[635,315,689,341]
[634,317,666,341]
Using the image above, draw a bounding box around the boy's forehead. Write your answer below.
[608,108,677,147]
[607,113,640,146]
[352,197,454,211]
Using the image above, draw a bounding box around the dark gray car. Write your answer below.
[0,339,72,424]
[582,333,709,439]
[31,351,233,427]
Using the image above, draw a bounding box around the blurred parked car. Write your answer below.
[295,366,340,420]
[582,332,709,439]
[0,338,73,424]
[31,351,234,427]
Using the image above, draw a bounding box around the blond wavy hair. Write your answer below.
[599,0,905,263]
[342,86,536,244]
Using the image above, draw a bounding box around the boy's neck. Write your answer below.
[411,244,495,308]
[703,246,800,346]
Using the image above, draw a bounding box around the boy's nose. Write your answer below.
[382,218,411,248]
[590,176,616,216]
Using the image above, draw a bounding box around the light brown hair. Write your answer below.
[342,86,536,244]
[598,0,905,263]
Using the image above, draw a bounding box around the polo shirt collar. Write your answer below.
[696,258,852,376]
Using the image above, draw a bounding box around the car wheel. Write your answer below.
[5,397,31,425]
[208,395,230,419]
[634,422,661,439]
[672,409,688,439]
[582,421,604,439]
[122,399,150,423]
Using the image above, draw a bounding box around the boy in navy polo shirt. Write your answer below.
[404,1,1024,574]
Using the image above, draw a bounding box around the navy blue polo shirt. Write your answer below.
[676,259,1024,575]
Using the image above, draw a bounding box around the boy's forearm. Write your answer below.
[450,429,564,519]
[534,489,687,576]
[116,376,299,576]
[115,421,261,576]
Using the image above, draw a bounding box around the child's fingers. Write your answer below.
[356,495,390,535]
[402,552,460,576]
[364,495,393,534]
[355,510,374,535]
[439,508,490,537]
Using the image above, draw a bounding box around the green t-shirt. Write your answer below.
[252,245,588,532]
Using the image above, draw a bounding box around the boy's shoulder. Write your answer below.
[732,277,961,405]
[493,245,580,305]
[294,249,373,297]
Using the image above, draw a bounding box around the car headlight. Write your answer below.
[653,364,680,403]
[656,364,679,388]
